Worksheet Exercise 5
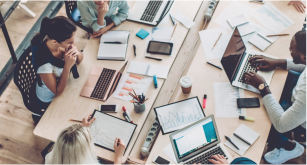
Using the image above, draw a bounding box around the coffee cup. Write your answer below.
[180,76,193,94]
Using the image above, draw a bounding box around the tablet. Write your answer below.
[147,41,173,55]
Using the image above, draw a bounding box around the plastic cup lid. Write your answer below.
[180,76,193,88]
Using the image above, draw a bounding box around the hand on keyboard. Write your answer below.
[243,71,266,89]
[249,55,284,71]
[192,154,229,165]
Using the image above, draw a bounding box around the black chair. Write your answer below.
[65,0,93,34]
[13,46,45,119]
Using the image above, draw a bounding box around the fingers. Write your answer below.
[89,117,96,125]
[288,1,292,5]
[65,47,78,56]
[298,2,306,12]
[208,159,220,164]
[114,138,118,148]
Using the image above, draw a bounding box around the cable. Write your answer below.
[166,17,208,104]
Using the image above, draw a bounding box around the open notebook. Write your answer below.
[126,60,170,79]
[97,31,130,60]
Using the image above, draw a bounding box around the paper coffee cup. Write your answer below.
[180,76,193,94]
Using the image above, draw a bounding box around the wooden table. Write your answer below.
[146,1,306,164]
[33,1,202,163]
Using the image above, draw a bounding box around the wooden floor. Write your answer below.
[0,1,305,164]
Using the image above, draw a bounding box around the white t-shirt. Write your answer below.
[36,63,63,103]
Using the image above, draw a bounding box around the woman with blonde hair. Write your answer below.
[45,114,125,164]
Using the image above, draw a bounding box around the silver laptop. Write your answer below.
[169,115,233,164]
[221,27,277,93]
[127,0,173,26]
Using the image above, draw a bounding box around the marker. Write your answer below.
[153,75,158,88]
[239,116,255,122]
[203,95,207,108]
[123,113,130,122]
[169,13,176,25]
[123,106,133,123]
[207,62,223,70]
[225,136,240,150]
[104,42,122,44]
[133,44,136,57]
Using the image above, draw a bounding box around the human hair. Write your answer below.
[47,124,99,164]
[294,30,306,55]
[31,16,76,45]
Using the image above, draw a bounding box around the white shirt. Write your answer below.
[36,63,63,103]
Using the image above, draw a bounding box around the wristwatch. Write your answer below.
[258,83,269,90]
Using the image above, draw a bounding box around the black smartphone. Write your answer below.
[237,98,260,108]
[153,156,170,165]
[147,41,173,55]
[99,105,118,113]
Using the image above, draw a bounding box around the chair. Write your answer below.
[13,46,45,117]
[65,1,93,34]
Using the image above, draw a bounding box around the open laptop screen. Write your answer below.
[171,117,218,159]
[221,27,246,82]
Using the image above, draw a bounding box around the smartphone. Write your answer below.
[99,105,118,113]
[153,156,170,165]
[147,41,173,55]
[249,0,265,3]
[237,98,260,108]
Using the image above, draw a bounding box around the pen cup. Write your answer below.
[134,103,146,113]
[180,76,193,94]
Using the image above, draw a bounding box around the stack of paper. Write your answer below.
[224,124,260,156]
[248,28,280,51]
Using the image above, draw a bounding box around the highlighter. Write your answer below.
[203,95,207,108]
[153,75,158,88]
[239,116,255,122]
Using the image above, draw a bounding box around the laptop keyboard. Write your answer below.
[90,68,116,100]
[185,147,227,165]
[140,0,163,22]
[238,54,259,83]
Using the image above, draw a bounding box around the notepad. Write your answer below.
[224,124,260,156]
[127,61,170,79]
[227,14,249,29]
[97,31,130,60]
[248,28,279,51]
[172,12,195,29]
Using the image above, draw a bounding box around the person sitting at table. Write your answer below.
[45,114,126,164]
[31,16,83,120]
[77,0,129,38]
[193,155,256,164]
[242,30,306,164]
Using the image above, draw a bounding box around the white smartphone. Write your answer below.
[98,104,118,113]
[153,156,170,165]
[249,0,265,3]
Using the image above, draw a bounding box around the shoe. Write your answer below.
[264,141,304,164]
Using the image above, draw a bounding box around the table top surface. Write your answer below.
[33,0,203,162]
[146,1,305,164]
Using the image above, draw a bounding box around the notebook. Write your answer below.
[227,14,249,29]
[126,60,170,79]
[89,110,137,153]
[97,31,130,60]
[248,28,279,51]
[224,124,260,156]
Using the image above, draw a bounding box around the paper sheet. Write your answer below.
[113,73,153,101]
[163,143,178,164]
[214,2,256,30]
[227,14,249,28]
[253,2,294,34]
[127,61,170,79]
[242,21,262,49]
[199,28,229,60]
[172,12,195,28]
[213,82,246,117]
[237,23,255,36]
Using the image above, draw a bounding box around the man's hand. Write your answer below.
[243,71,266,89]
[81,114,96,127]
[249,55,286,71]
[97,3,109,16]
[288,0,306,13]
[208,155,229,164]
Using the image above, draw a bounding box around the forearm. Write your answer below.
[56,68,70,94]
[114,157,122,165]
[276,59,287,70]
[97,13,105,27]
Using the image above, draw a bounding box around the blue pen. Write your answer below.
[153,75,158,88]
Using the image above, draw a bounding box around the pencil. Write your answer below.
[170,23,177,40]
[212,33,222,50]
[69,119,82,123]
[267,34,289,37]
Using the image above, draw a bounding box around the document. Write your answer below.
[113,73,153,101]
[248,28,280,51]
[227,14,249,29]
[242,21,262,49]
[224,124,260,156]
[214,2,256,30]
[253,2,294,34]
[213,82,246,117]
[163,143,178,164]
[237,23,255,36]
[127,61,170,79]
[172,12,195,28]
[199,28,229,60]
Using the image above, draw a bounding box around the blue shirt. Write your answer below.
[77,0,129,32]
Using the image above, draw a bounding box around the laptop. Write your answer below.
[221,27,277,93]
[80,62,127,101]
[169,115,233,164]
[127,0,174,26]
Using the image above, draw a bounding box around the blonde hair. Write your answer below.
[47,124,99,164]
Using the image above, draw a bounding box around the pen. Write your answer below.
[145,56,162,61]
[153,75,158,88]
[123,106,133,123]
[207,62,223,70]
[104,42,122,44]
[225,136,240,150]
[203,95,207,108]
[133,44,136,57]
[234,133,251,146]
[117,138,126,148]
[169,13,176,25]
[266,34,289,37]
[212,33,222,49]
[239,116,255,122]
[170,23,177,40]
